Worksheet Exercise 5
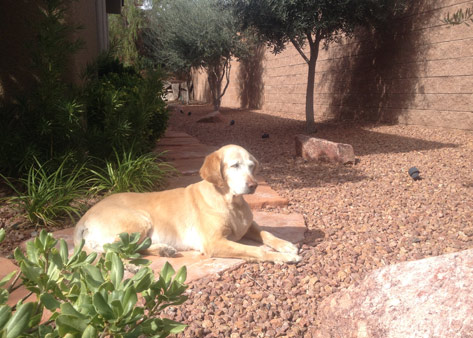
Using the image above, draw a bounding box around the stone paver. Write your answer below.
[155,144,218,160]
[170,158,204,175]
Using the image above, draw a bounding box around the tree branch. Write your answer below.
[219,59,231,100]
[289,37,309,64]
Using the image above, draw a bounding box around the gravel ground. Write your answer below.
[165,104,473,337]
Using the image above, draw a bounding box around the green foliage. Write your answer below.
[0,157,89,227]
[444,7,473,26]
[0,229,188,337]
[108,0,147,67]
[0,0,169,178]
[89,149,174,194]
[144,0,248,110]
[83,52,169,159]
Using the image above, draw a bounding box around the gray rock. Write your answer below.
[316,249,473,337]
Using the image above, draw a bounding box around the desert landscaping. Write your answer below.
[159,104,473,336]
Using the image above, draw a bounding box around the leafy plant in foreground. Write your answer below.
[0,157,89,227]
[0,229,188,337]
[89,149,174,194]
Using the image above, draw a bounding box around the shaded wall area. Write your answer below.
[0,0,102,103]
[193,0,473,130]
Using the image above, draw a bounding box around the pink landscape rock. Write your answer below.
[295,134,355,164]
[315,249,473,337]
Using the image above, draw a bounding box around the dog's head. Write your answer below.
[200,145,259,195]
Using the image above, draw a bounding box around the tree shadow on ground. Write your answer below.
[170,104,459,189]
[215,107,459,157]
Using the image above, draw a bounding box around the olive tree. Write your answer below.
[144,0,246,110]
[231,0,407,132]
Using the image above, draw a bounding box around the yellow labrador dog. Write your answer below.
[74,145,301,263]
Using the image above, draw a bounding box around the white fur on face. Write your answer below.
[223,147,258,195]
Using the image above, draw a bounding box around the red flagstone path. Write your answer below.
[1,130,305,299]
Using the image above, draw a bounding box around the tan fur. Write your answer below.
[74,145,300,263]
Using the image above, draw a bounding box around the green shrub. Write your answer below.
[83,52,169,160]
[0,2,169,178]
[0,229,188,337]
[89,148,174,194]
[0,157,89,227]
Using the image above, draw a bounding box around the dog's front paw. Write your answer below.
[277,241,299,255]
[273,252,302,264]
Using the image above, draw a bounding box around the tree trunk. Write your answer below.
[305,35,321,133]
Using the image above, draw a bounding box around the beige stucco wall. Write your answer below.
[193,0,473,130]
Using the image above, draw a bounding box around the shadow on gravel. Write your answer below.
[213,107,459,157]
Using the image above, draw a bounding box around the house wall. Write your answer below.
[193,0,473,130]
[0,0,106,102]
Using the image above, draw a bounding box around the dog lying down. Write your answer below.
[74,144,301,263]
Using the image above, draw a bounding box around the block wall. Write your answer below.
[193,0,473,130]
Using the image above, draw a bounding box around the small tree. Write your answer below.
[232,0,406,132]
[108,0,147,67]
[144,0,246,110]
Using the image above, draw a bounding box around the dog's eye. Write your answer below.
[231,163,240,168]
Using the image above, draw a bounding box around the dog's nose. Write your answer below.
[247,180,258,192]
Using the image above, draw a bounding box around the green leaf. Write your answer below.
[160,262,175,285]
[135,237,151,252]
[5,302,34,338]
[82,325,98,338]
[0,289,9,305]
[93,292,115,320]
[131,268,153,293]
[49,249,64,271]
[59,239,69,263]
[128,258,150,266]
[40,293,60,311]
[0,305,12,330]
[109,252,124,288]
[0,271,17,288]
[84,252,98,264]
[56,314,89,336]
[81,265,105,291]
[26,241,39,265]
[118,233,130,246]
[68,239,85,265]
[122,285,138,316]
[61,303,87,320]
[175,266,187,284]
[0,229,5,243]
[162,318,187,334]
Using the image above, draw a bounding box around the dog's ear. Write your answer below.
[200,151,225,187]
